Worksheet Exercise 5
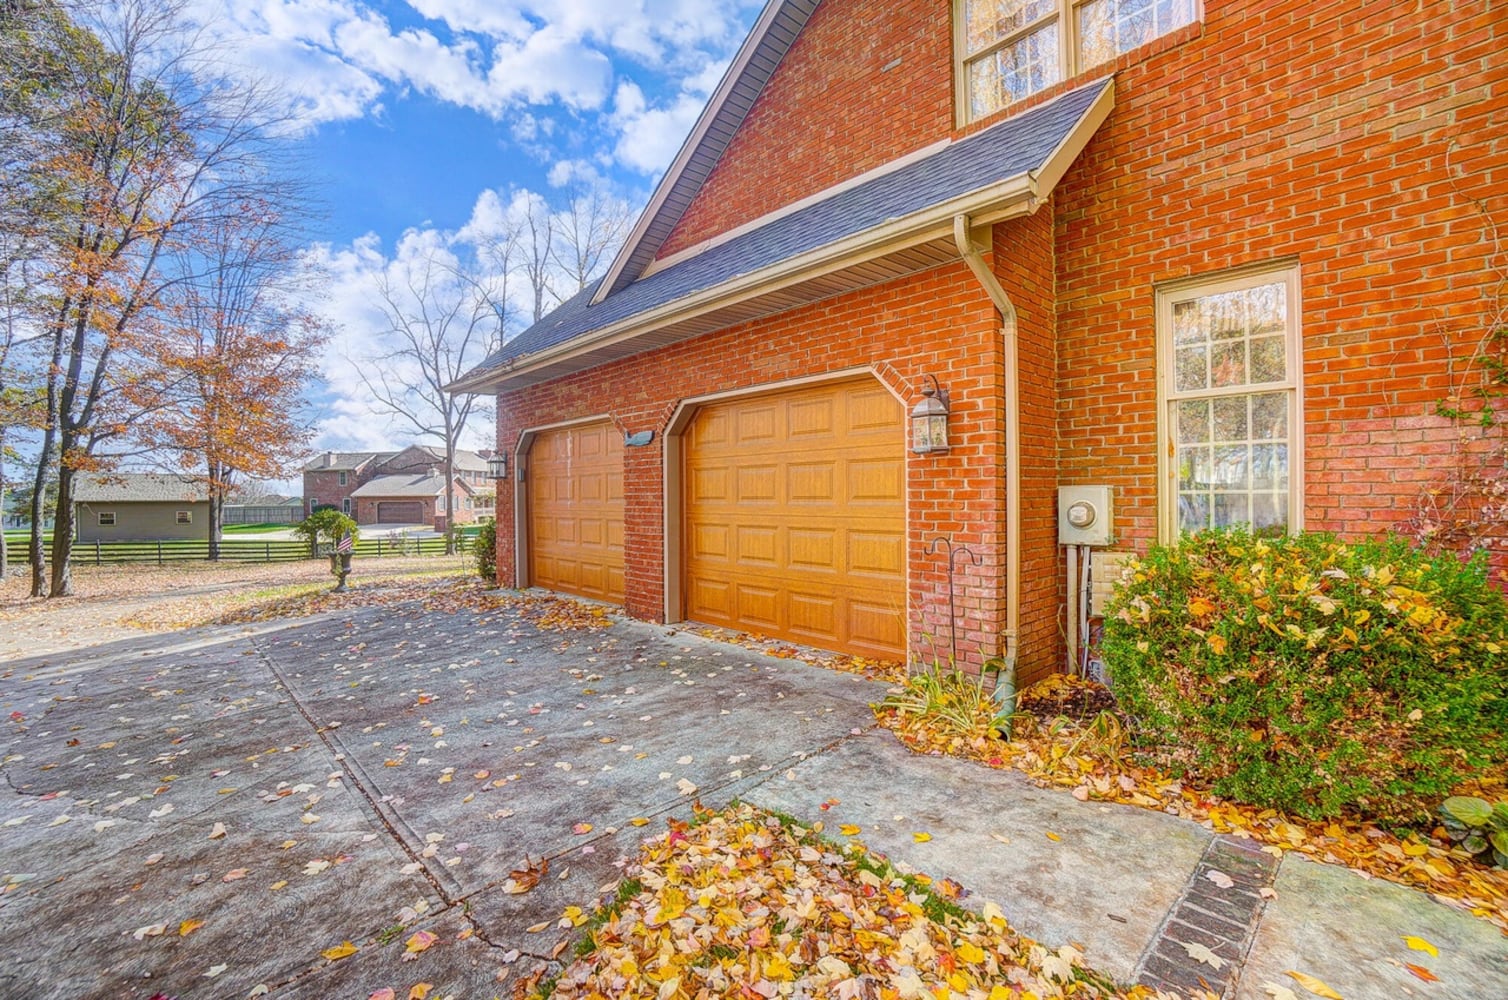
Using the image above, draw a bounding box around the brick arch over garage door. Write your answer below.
[526,420,626,604]
[680,376,906,660]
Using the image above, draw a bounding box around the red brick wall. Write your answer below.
[1055,0,1508,558]
[497,255,1035,673]
[303,470,358,515]
[657,0,953,259]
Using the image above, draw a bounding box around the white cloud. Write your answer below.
[187,0,747,130]
[609,80,704,175]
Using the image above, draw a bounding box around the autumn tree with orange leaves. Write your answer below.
[2,0,315,595]
[137,206,327,559]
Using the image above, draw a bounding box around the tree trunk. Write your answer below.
[0,426,8,582]
[443,444,456,556]
[27,429,53,597]
[48,459,76,597]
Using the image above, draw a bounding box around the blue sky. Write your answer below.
[183,0,763,474]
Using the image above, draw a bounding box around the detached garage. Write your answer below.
[675,377,906,660]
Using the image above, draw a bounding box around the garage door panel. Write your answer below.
[849,531,904,576]
[736,466,778,502]
[736,525,778,564]
[787,462,836,501]
[788,528,836,570]
[849,459,904,503]
[849,600,906,654]
[684,377,905,659]
[735,585,780,629]
[848,386,901,431]
[788,396,834,437]
[528,421,626,605]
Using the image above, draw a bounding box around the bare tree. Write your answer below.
[5,0,302,596]
[550,184,633,295]
[519,192,554,324]
[357,250,508,553]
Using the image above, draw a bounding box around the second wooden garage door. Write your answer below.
[683,377,906,659]
[528,421,626,604]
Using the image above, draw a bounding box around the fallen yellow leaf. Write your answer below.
[629,817,650,827]
[1045,831,1061,842]
[839,824,861,836]
[1285,970,1343,998]
[320,941,358,961]
[912,832,932,843]
[1402,935,1438,957]
[178,919,204,937]
[404,930,437,955]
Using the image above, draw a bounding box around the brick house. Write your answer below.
[452,1,1507,684]
[302,446,496,526]
[302,451,391,517]
[349,472,480,529]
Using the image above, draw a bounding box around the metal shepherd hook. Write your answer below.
[925,535,981,666]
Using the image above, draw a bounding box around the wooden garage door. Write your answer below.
[683,377,906,659]
[376,500,427,524]
[528,421,626,604]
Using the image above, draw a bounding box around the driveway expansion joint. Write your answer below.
[1134,834,1278,999]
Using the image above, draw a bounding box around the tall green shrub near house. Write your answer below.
[473,519,497,581]
[1102,528,1508,821]
[295,509,358,553]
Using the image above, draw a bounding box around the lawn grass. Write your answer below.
[221,523,296,534]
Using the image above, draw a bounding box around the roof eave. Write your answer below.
[452,175,1038,395]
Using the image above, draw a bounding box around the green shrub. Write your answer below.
[1101,528,1508,821]
[473,518,497,581]
[295,509,358,551]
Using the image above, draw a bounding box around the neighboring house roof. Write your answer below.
[350,475,477,499]
[594,0,821,303]
[452,77,1113,393]
[74,474,208,504]
[302,451,394,472]
[232,494,302,506]
[382,444,488,472]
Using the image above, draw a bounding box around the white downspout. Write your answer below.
[952,213,1021,693]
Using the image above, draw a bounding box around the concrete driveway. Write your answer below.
[4,590,1506,1000]
[0,592,885,998]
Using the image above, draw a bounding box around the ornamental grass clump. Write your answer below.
[1101,528,1508,821]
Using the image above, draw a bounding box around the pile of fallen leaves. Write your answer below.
[520,596,616,633]
[686,625,907,684]
[540,803,1176,1000]
[877,675,1508,935]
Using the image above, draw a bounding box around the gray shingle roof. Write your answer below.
[350,474,476,499]
[459,79,1110,386]
[74,474,207,503]
[302,451,393,472]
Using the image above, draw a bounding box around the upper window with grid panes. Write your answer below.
[957,1,1198,123]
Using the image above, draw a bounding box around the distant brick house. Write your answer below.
[303,446,494,529]
[74,474,209,543]
[452,0,1506,683]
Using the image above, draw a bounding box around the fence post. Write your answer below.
[157,541,163,566]
[265,542,271,562]
[96,541,101,566]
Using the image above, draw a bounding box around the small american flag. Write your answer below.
[336,532,353,554]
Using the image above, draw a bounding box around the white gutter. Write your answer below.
[952,213,1022,684]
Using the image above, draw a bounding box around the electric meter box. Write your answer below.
[1058,485,1114,546]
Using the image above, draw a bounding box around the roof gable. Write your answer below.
[592,0,820,304]
[453,78,1113,393]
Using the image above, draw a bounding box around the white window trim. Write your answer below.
[1154,262,1304,542]
[953,0,1201,125]
[341,498,352,514]
[338,471,348,486]
[98,511,115,526]
[176,510,192,524]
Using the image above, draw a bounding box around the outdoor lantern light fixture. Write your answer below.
[486,453,508,479]
[910,374,951,454]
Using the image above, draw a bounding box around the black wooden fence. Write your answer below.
[2,534,475,568]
